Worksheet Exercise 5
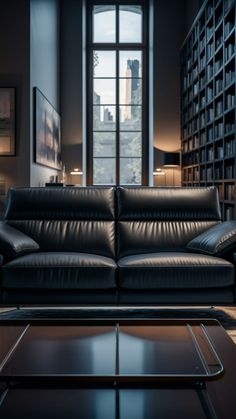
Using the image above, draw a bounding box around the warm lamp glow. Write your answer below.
[153,168,165,176]
[70,168,83,175]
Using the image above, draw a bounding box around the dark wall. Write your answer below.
[153,0,201,185]
[0,0,30,212]
[60,0,85,185]
[153,0,186,185]
[30,0,60,186]
[185,0,202,34]
[0,0,60,211]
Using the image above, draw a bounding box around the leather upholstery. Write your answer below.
[119,288,234,304]
[2,252,117,290]
[118,252,234,289]
[117,187,221,220]
[187,220,236,256]
[117,220,219,258]
[1,290,117,304]
[0,186,235,305]
[8,220,115,258]
[5,187,115,220]
[5,187,115,258]
[0,221,39,260]
[117,187,221,258]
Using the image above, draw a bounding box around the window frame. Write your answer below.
[87,0,149,186]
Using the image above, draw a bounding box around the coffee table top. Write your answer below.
[0,318,235,419]
[0,319,224,384]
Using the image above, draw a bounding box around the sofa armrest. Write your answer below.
[0,222,39,261]
[186,221,236,256]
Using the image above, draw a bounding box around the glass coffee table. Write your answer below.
[0,318,234,418]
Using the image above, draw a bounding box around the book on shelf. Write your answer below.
[193,135,199,148]
[200,149,206,161]
[215,34,223,49]
[225,165,235,179]
[216,146,224,159]
[215,122,223,137]
[215,57,223,72]
[225,184,235,201]
[225,206,234,221]
[225,43,235,61]
[225,122,235,134]
[215,166,223,180]
[206,166,213,181]
[225,21,234,37]
[207,63,213,80]
[206,24,214,40]
[215,78,223,94]
[207,126,214,141]
[207,147,214,161]
[225,140,235,156]
[207,107,214,122]
[207,42,214,60]
[226,93,235,109]
[217,183,224,200]
[225,69,235,85]
[215,100,223,116]
[207,86,213,102]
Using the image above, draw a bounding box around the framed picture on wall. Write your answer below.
[0,87,16,156]
[34,87,62,170]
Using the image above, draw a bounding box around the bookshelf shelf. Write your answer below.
[181,0,236,220]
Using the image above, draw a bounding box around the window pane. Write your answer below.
[93,106,116,131]
[119,6,142,43]
[120,132,142,157]
[93,158,116,185]
[120,158,142,185]
[94,79,116,105]
[93,6,116,43]
[93,51,116,78]
[119,51,142,77]
[93,132,116,157]
[120,79,142,105]
[120,106,142,130]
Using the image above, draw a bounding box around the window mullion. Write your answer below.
[116,4,120,185]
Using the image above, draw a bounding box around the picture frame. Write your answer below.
[34,87,62,170]
[0,87,16,156]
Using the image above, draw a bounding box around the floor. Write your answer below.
[0,305,236,343]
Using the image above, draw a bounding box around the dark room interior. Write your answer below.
[0,0,236,417]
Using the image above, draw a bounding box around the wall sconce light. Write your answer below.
[70,168,83,175]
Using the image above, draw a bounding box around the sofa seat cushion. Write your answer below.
[117,252,234,289]
[2,252,117,290]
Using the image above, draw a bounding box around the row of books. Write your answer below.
[225,184,235,200]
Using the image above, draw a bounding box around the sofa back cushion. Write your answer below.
[5,187,115,258]
[117,187,221,258]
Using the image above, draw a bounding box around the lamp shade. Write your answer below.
[163,152,180,167]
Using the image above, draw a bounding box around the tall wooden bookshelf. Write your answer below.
[181,0,236,220]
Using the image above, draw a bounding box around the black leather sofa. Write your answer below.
[0,186,235,305]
